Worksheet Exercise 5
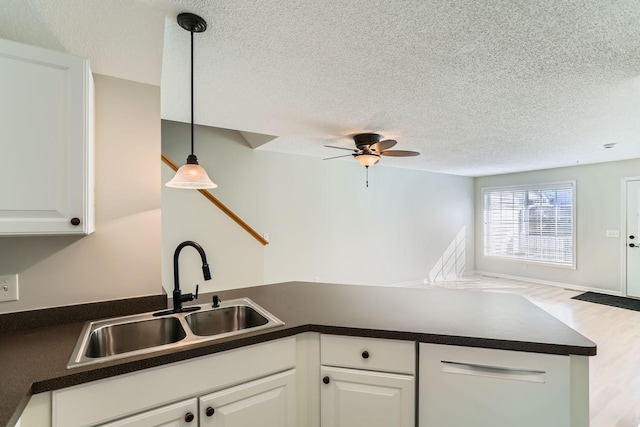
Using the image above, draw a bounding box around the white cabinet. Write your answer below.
[419,343,588,427]
[199,369,296,427]
[23,334,587,427]
[320,366,414,427]
[0,38,94,235]
[96,369,297,427]
[52,338,296,427]
[320,335,415,427]
[98,399,198,427]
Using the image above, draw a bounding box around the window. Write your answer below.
[482,181,575,267]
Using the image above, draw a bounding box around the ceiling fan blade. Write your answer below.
[371,139,397,152]
[323,154,354,160]
[324,145,357,152]
[380,150,420,157]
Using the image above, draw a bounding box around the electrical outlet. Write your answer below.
[606,230,620,238]
[0,274,19,302]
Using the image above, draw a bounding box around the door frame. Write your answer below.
[621,177,640,297]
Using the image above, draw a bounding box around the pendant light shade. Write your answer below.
[166,155,217,189]
[166,13,217,189]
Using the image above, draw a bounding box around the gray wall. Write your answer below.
[0,74,162,313]
[162,120,475,293]
[475,158,640,293]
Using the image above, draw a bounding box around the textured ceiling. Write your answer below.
[2,0,640,176]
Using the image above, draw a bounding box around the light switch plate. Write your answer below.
[0,274,19,302]
[606,230,620,238]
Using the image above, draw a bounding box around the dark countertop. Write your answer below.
[0,281,596,427]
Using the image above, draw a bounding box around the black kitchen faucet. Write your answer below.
[155,240,211,316]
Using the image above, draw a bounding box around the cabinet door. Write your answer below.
[199,369,296,427]
[97,399,197,427]
[0,38,93,235]
[320,366,414,427]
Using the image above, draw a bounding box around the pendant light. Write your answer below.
[166,13,217,189]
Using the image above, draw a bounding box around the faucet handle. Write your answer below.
[180,284,199,303]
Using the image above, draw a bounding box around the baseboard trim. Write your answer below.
[474,271,623,296]
[391,271,479,288]
[423,270,477,284]
[387,279,426,288]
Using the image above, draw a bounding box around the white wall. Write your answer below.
[0,74,162,313]
[475,158,640,293]
[162,120,475,293]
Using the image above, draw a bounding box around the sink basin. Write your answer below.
[185,305,268,336]
[84,317,186,358]
[67,298,284,369]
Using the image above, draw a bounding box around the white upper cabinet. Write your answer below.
[0,38,94,235]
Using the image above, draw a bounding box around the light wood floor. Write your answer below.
[424,275,640,427]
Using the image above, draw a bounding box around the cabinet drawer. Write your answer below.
[321,335,415,375]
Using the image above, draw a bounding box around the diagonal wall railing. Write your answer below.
[162,153,269,246]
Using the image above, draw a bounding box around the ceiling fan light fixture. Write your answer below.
[355,153,380,167]
[165,12,217,190]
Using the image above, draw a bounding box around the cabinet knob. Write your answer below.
[206,406,215,417]
[362,350,370,359]
[70,217,81,226]
[323,376,330,384]
[184,412,195,423]
[630,243,637,248]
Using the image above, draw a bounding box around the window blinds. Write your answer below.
[482,182,575,267]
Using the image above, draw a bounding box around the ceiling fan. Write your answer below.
[323,133,420,168]
[323,133,420,187]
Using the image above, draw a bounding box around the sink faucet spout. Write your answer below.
[168,240,212,314]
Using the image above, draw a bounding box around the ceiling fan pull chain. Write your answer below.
[366,166,369,188]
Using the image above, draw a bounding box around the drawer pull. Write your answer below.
[361,350,370,359]
[323,376,330,384]
[184,412,195,423]
[441,361,546,383]
[206,407,215,417]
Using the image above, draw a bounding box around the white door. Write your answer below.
[97,399,197,427]
[627,180,640,297]
[320,366,414,427]
[199,369,296,427]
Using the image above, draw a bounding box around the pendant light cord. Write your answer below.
[190,29,195,156]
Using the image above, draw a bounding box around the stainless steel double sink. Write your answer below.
[67,298,284,369]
